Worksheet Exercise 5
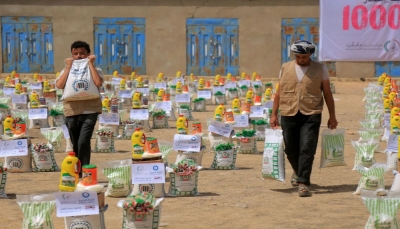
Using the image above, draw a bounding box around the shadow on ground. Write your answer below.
[270,184,357,195]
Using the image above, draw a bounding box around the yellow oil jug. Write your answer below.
[131,71,136,81]
[120,78,126,90]
[132,128,146,159]
[214,104,226,121]
[263,88,272,102]
[3,115,15,134]
[176,81,183,94]
[43,79,50,92]
[30,91,40,108]
[176,114,188,134]
[198,78,205,90]
[59,152,81,192]
[132,92,142,108]
[113,70,118,77]
[214,75,221,86]
[14,82,22,94]
[241,72,246,80]
[176,71,182,78]
[102,96,110,112]
[33,73,39,82]
[246,88,254,105]
[252,72,257,81]
[226,73,232,81]
[157,72,164,82]
[157,88,165,102]
[136,76,143,88]
[232,97,241,114]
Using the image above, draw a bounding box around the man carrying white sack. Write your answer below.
[269,40,338,197]
[56,41,103,177]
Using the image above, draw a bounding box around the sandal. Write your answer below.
[298,184,312,197]
[291,173,299,187]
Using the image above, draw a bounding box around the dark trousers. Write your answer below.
[65,113,98,174]
[281,111,321,186]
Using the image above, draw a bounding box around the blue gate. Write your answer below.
[375,62,400,77]
[282,18,336,76]
[1,17,54,73]
[186,18,239,76]
[94,18,146,75]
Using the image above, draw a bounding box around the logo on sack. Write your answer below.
[72,79,90,92]
[38,155,48,162]
[34,120,42,128]
[153,165,159,171]
[70,220,92,229]
[8,158,23,169]
[263,157,270,164]
[139,184,155,193]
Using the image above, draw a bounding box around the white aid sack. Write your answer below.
[262,129,285,182]
[61,59,101,101]
[320,128,346,168]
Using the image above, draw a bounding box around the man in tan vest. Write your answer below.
[55,41,103,177]
[270,40,338,197]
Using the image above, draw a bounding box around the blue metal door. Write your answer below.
[375,62,400,77]
[93,18,146,75]
[186,19,239,76]
[282,18,336,76]
[1,17,54,73]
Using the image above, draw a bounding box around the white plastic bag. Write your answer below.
[354,163,388,195]
[320,128,346,168]
[99,159,132,197]
[262,129,285,182]
[17,194,56,229]
[61,59,100,101]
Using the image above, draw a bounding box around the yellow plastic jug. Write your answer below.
[14,82,22,94]
[214,104,226,120]
[102,96,110,112]
[176,114,188,133]
[157,88,165,102]
[43,79,51,92]
[157,72,164,82]
[246,88,254,105]
[232,97,241,114]
[176,81,183,94]
[132,92,142,108]
[131,71,136,80]
[59,152,81,192]
[30,91,40,108]
[3,115,15,133]
[214,75,221,86]
[132,128,146,159]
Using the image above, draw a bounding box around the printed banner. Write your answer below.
[320,0,400,61]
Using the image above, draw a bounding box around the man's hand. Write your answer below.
[269,115,280,129]
[64,58,74,69]
[88,55,96,64]
[327,116,338,130]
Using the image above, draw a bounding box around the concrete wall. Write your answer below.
[0,0,377,78]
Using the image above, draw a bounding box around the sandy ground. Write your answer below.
[0,81,394,229]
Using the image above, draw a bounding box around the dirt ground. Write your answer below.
[0,81,394,229]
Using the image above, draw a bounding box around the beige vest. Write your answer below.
[63,98,102,117]
[279,60,324,116]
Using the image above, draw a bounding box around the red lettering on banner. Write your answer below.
[370,5,386,30]
[388,5,400,29]
[352,5,368,30]
[343,4,400,30]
